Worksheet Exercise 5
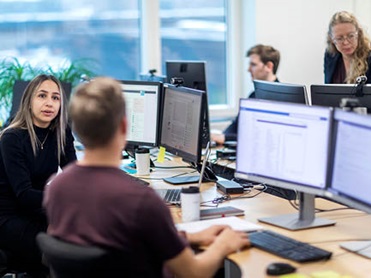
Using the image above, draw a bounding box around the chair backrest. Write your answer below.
[36,233,126,278]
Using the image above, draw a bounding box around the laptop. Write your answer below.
[156,142,212,205]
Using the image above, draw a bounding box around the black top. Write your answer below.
[324,51,371,84]
[223,78,279,142]
[0,125,76,225]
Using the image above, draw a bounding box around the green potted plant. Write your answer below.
[0,57,97,126]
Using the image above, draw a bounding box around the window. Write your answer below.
[159,0,227,105]
[0,1,140,79]
[0,0,240,124]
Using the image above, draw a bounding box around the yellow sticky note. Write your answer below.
[157,146,166,163]
[310,270,348,278]
[280,274,308,278]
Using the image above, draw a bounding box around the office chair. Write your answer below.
[36,233,127,278]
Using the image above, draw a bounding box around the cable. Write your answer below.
[154,165,194,169]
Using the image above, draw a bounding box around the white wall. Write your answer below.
[240,0,371,97]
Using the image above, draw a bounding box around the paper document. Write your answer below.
[176,216,263,233]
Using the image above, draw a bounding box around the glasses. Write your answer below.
[332,32,358,45]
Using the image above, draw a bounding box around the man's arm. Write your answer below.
[166,227,249,278]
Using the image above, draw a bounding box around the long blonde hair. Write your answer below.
[0,74,68,160]
[326,11,371,83]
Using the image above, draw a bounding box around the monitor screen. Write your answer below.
[235,99,335,230]
[166,60,210,147]
[311,84,371,113]
[326,109,371,214]
[160,84,205,164]
[253,80,309,105]
[120,80,162,147]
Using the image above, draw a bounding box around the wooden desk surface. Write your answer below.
[140,156,371,278]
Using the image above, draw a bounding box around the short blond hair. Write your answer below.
[69,77,125,148]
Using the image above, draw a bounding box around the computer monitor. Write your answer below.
[325,109,371,258]
[120,80,163,148]
[160,83,205,165]
[311,84,371,112]
[253,80,309,105]
[235,99,335,230]
[326,109,371,214]
[165,60,210,147]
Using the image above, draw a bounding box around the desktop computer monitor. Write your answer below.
[253,80,309,105]
[120,80,163,148]
[234,99,335,230]
[160,84,205,165]
[325,109,371,259]
[165,60,210,147]
[311,84,371,112]
[326,109,371,214]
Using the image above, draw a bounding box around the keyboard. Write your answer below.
[155,189,181,205]
[248,230,332,262]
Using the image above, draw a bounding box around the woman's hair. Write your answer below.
[0,74,68,159]
[326,11,371,83]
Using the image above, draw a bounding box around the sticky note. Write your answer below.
[157,146,166,163]
[280,274,308,278]
[310,270,352,278]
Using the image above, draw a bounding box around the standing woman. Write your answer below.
[0,74,76,275]
[324,11,371,84]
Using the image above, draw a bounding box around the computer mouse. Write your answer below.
[266,262,296,276]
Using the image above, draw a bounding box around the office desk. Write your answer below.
[141,157,371,278]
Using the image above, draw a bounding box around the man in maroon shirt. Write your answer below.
[44,77,249,277]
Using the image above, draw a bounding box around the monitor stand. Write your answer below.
[258,193,336,231]
[340,241,371,259]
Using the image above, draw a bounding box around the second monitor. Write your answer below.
[166,60,210,147]
[120,80,163,148]
[311,84,371,113]
[253,80,309,105]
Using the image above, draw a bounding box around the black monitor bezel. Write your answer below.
[119,80,163,148]
[253,80,309,105]
[159,83,205,164]
[165,60,207,91]
[165,60,210,147]
[311,84,371,112]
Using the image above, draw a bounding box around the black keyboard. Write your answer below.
[155,189,181,205]
[248,230,332,262]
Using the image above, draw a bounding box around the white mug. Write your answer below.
[135,148,150,176]
[181,186,200,222]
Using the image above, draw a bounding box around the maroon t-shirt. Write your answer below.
[44,163,187,277]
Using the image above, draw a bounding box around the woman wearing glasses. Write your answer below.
[325,11,371,84]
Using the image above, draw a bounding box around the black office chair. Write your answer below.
[36,233,127,278]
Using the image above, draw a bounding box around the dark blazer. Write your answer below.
[324,51,371,84]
